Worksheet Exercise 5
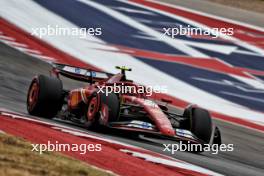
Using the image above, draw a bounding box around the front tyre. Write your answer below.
[183,106,213,153]
[190,108,212,144]
[27,75,63,118]
[99,92,120,125]
[84,92,100,129]
[84,92,120,128]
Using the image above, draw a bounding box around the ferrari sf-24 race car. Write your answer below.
[27,63,221,151]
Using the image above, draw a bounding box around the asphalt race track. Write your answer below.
[1,42,263,176]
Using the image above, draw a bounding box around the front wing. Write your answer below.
[108,120,204,144]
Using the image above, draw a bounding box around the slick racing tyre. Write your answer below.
[27,74,63,118]
[99,92,120,124]
[84,92,100,129]
[183,106,213,153]
[190,108,212,144]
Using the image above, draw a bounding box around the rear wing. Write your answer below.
[51,63,113,83]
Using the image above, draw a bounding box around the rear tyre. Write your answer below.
[99,92,120,124]
[84,92,100,129]
[27,75,63,118]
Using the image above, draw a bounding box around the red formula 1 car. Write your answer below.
[27,63,221,151]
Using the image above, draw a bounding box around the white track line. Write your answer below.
[0,35,15,41]
[0,111,223,176]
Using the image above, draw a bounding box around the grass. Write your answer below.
[0,132,114,176]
